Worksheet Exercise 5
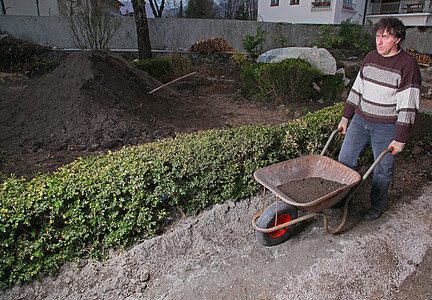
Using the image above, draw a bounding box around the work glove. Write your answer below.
[338,117,349,134]
[388,140,405,154]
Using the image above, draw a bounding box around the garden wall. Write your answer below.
[0,15,431,54]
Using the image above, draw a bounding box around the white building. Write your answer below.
[258,0,432,25]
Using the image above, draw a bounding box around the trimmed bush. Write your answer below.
[321,73,345,100]
[240,59,322,99]
[0,103,344,287]
[132,57,173,80]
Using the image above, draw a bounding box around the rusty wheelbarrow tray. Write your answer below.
[252,128,392,246]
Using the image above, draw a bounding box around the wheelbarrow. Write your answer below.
[252,128,393,246]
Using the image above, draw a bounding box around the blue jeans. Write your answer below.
[338,114,396,211]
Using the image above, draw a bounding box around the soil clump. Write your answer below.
[278,177,345,203]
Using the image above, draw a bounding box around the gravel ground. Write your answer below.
[2,181,431,300]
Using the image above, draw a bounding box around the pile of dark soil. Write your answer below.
[1,50,186,153]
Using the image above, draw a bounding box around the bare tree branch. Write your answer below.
[149,0,165,18]
[61,0,120,50]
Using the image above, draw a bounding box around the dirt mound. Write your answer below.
[1,50,182,153]
[0,34,52,74]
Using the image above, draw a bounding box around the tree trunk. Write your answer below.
[1,0,6,14]
[131,0,152,59]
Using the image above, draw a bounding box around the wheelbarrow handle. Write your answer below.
[361,147,393,181]
[320,128,393,175]
[320,127,343,156]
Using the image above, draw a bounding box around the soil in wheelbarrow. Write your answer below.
[278,177,346,203]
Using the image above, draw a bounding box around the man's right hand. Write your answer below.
[338,117,349,134]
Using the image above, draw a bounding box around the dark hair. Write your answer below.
[372,17,406,43]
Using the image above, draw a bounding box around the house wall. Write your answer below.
[258,0,365,24]
[258,0,333,23]
[0,15,431,53]
[334,1,366,24]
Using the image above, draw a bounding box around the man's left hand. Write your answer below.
[388,140,405,154]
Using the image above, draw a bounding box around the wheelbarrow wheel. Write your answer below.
[255,201,298,246]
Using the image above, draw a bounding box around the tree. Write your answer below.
[131,0,152,59]
[185,0,217,19]
[1,0,7,14]
[36,0,40,16]
[148,0,165,18]
[217,0,234,19]
[178,0,183,18]
[61,0,121,50]
[235,3,248,20]
[216,0,257,20]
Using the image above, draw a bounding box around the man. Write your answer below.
[337,17,421,221]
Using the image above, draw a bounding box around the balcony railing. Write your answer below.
[368,0,431,14]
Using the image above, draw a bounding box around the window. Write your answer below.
[311,0,331,7]
[290,0,300,5]
[271,0,280,6]
[342,0,355,9]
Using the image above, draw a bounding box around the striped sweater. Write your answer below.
[342,49,421,143]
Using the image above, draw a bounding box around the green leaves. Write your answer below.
[240,59,322,99]
[0,104,344,287]
[241,24,267,59]
[132,57,173,80]
[316,19,373,54]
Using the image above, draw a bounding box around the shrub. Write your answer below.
[133,54,197,81]
[315,19,373,54]
[0,103,344,287]
[241,24,267,59]
[240,59,322,99]
[275,34,295,48]
[320,73,345,100]
[166,52,195,76]
[230,51,253,71]
[43,60,61,73]
[132,57,173,80]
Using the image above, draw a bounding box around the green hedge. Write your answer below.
[0,103,344,287]
[240,59,347,100]
[132,57,173,80]
[240,59,322,99]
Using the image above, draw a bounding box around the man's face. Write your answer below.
[375,29,401,57]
